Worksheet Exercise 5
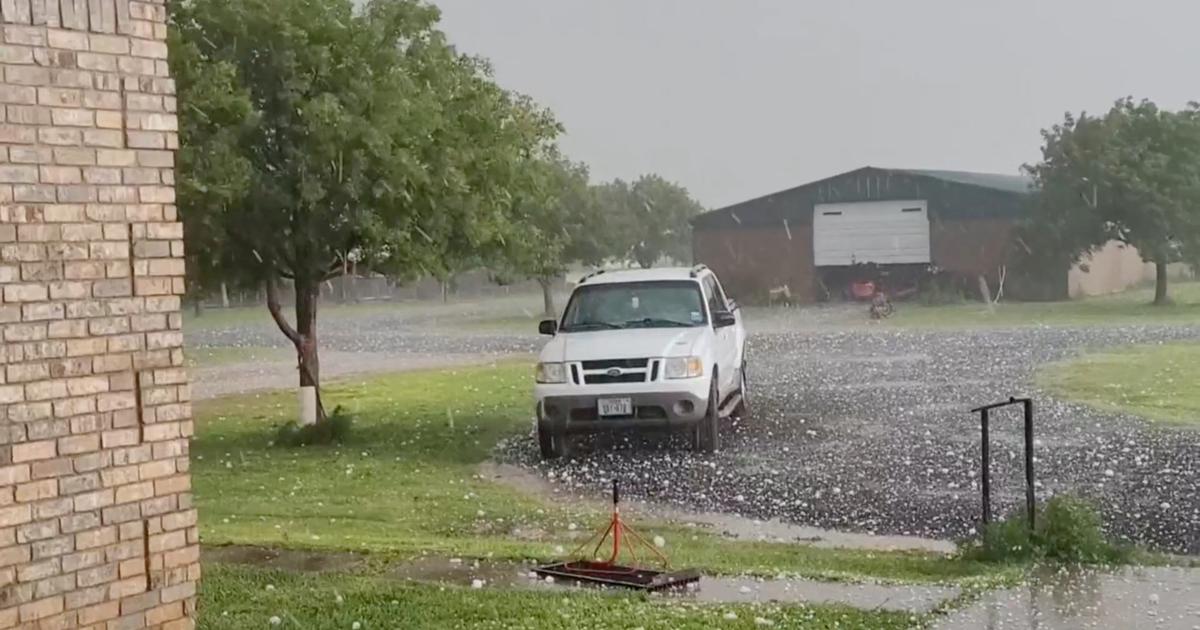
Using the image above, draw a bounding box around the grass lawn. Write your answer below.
[1038,342,1200,426]
[194,363,1006,585]
[887,281,1200,329]
[199,564,916,630]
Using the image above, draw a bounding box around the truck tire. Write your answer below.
[536,406,567,460]
[733,356,750,420]
[694,376,720,454]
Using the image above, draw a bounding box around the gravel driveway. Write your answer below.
[501,325,1200,554]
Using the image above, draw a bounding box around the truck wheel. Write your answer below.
[694,377,720,454]
[537,423,561,459]
[733,359,750,420]
[536,406,567,460]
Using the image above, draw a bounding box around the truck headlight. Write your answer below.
[535,362,568,384]
[664,356,704,379]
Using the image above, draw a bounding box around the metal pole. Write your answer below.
[1023,399,1036,533]
[981,407,991,526]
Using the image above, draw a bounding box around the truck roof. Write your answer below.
[576,267,707,286]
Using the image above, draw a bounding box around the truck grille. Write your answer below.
[584,373,646,385]
[575,358,658,385]
[581,358,649,370]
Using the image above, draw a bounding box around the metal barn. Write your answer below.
[690,166,1057,302]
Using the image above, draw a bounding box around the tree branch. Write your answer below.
[265,275,301,346]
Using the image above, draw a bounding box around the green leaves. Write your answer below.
[1024,98,1200,301]
[171,0,561,287]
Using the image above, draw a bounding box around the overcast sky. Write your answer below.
[433,0,1199,209]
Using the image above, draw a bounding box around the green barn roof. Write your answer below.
[693,166,1033,229]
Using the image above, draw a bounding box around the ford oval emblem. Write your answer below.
[606,368,622,377]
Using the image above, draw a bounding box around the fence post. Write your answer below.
[1023,398,1036,533]
[980,407,991,526]
[972,397,1035,534]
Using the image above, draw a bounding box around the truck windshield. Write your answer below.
[560,281,706,332]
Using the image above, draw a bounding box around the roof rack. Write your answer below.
[578,269,607,284]
[689,264,708,278]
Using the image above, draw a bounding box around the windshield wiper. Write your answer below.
[624,318,694,328]
[563,321,622,331]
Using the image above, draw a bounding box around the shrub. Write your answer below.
[274,405,354,447]
[1038,495,1128,563]
[972,511,1035,563]
[964,495,1131,565]
[919,273,966,305]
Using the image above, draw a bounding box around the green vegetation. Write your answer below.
[963,496,1130,564]
[194,363,1001,584]
[1025,98,1200,306]
[199,564,916,630]
[274,405,356,447]
[1038,342,1200,426]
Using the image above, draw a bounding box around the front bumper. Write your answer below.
[538,390,707,434]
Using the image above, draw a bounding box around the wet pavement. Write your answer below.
[681,575,957,614]
[935,566,1200,629]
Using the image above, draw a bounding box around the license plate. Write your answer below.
[598,397,633,417]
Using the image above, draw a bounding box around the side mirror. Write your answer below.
[538,320,558,335]
[713,311,736,328]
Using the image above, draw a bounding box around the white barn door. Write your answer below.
[812,200,931,266]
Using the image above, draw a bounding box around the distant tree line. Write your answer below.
[171,0,704,421]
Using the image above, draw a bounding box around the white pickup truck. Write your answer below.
[534,265,748,459]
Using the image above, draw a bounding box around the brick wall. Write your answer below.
[0,0,198,628]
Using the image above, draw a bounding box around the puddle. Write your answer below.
[386,558,958,613]
[479,461,956,554]
[385,555,537,589]
[206,545,958,613]
[683,575,958,614]
[935,566,1200,629]
[203,545,366,573]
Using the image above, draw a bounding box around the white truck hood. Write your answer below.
[540,327,706,362]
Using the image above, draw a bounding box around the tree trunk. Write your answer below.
[339,257,349,303]
[192,298,203,317]
[266,277,327,423]
[294,280,324,421]
[538,276,556,318]
[1154,255,1170,305]
[220,282,230,309]
[977,275,994,313]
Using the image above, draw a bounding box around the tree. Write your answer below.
[170,27,256,314]
[1025,98,1200,304]
[600,175,705,268]
[171,0,559,421]
[503,156,605,316]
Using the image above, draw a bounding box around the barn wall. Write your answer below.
[0,1,198,628]
[693,226,815,302]
[695,216,1023,303]
[929,218,1014,277]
